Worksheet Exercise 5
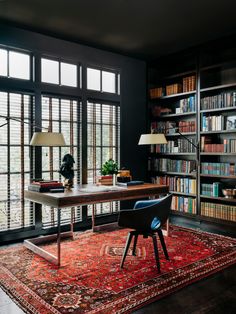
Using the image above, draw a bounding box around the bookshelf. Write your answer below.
[148,46,236,235]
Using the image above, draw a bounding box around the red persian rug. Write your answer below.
[0,226,235,314]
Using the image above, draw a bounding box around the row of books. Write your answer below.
[201,202,235,222]
[149,87,164,99]
[201,162,236,176]
[151,121,176,134]
[152,176,196,194]
[151,120,196,134]
[202,115,224,131]
[166,83,182,96]
[201,183,222,197]
[201,137,236,153]
[176,96,196,113]
[149,75,196,98]
[148,158,196,173]
[222,139,236,153]
[178,121,196,133]
[171,196,196,214]
[202,115,236,132]
[183,75,196,93]
[151,138,196,153]
[200,91,236,110]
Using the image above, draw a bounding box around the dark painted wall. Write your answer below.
[0,24,147,181]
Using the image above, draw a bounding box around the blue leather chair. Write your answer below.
[118,194,172,272]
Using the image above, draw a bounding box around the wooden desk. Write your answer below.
[24,183,168,266]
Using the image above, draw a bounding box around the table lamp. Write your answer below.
[30,132,66,146]
[138,133,168,145]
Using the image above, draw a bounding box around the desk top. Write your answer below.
[24,183,169,208]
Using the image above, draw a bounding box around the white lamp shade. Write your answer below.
[138,133,167,145]
[30,132,66,146]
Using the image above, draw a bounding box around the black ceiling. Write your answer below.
[0,0,236,60]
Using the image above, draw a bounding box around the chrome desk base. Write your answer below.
[24,208,75,267]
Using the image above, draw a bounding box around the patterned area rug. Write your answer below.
[0,226,235,314]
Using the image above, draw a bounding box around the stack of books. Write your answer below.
[97,175,113,185]
[28,180,64,192]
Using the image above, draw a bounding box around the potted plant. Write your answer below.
[101,159,119,185]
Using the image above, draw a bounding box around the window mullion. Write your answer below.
[20,94,25,228]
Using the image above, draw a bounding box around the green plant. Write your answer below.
[101,159,118,175]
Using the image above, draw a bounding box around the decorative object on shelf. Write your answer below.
[226,115,236,130]
[222,189,236,199]
[58,154,75,189]
[101,158,119,186]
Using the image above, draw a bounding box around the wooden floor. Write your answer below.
[134,265,236,314]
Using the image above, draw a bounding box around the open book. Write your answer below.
[78,185,126,193]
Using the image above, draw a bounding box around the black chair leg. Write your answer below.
[157,229,169,260]
[132,234,138,256]
[152,234,160,272]
[120,232,133,268]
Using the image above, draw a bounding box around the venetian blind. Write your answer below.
[41,96,82,228]
[0,92,34,231]
[87,101,120,215]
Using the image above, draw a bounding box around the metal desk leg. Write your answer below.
[24,207,73,267]
[57,208,61,266]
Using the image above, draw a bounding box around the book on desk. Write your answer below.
[116,180,144,187]
[28,180,65,192]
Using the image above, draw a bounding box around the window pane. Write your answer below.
[0,49,7,76]
[9,51,30,80]
[87,68,101,91]
[61,62,77,87]
[102,71,116,93]
[41,58,59,84]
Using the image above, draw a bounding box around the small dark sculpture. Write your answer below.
[59,154,75,189]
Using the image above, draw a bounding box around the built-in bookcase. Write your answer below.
[148,43,236,234]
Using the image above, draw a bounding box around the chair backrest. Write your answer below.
[140,194,172,226]
[118,194,172,232]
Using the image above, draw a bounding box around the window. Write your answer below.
[87,101,120,215]
[0,44,122,242]
[41,58,59,84]
[87,68,101,91]
[41,96,82,228]
[41,58,78,87]
[0,49,7,76]
[102,71,116,93]
[0,92,34,231]
[87,67,118,93]
[0,48,30,80]
[61,62,77,87]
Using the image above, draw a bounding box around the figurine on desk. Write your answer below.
[59,154,75,189]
